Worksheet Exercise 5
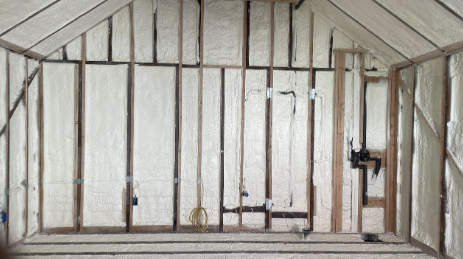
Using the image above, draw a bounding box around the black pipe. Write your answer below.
[359,164,368,206]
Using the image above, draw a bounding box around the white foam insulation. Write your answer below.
[83,64,127,227]
[27,70,39,237]
[46,49,64,60]
[332,30,354,70]
[29,0,132,57]
[273,3,290,67]
[8,52,27,245]
[444,159,463,258]
[157,0,179,63]
[272,71,308,231]
[362,208,385,233]
[242,70,266,221]
[415,58,444,138]
[307,0,404,66]
[330,0,435,59]
[448,52,463,170]
[223,69,242,226]
[182,0,200,65]
[313,71,334,232]
[0,48,7,246]
[133,0,154,63]
[396,67,414,241]
[291,3,311,68]
[86,19,109,62]
[1,0,106,50]
[365,77,388,149]
[179,68,199,225]
[242,212,265,230]
[312,15,331,68]
[441,0,463,17]
[133,66,175,226]
[248,2,271,67]
[42,63,76,229]
[112,7,131,62]
[66,36,82,61]
[201,68,221,226]
[0,0,57,35]
[203,0,243,66]
[377,0,463,48]
[411,108,441,250]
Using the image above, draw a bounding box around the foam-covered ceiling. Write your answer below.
[0,0,462,65]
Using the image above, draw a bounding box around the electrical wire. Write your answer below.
[189,182,208,231]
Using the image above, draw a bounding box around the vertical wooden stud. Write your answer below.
[79,33,87,232]
[197,0,205,208]
[307,11,314,229]
[128,2,135,232]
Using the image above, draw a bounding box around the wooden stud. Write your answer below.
[108,16,113,62]
[203,65,242,69]
[332,50,345,233]
[219,68,225,232]
[5,51,10,246]
[24,58,29,238]
[72,62,79,233]
[79,33,86,232]
[197,0,205,209]
[307,11,314,229]
[358,168,363,233]
[439,55,450,257]
[130,225,174,232]
[239,0,249,230]
[175,0,183,232]
[359,54,365,147]
[385,67,398,233]
[128,2,135,232]
[408,66,416,243]
[364,197,386,208]
[265,1,275,232]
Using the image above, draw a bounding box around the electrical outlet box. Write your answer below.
[132,197,138,206]
[1,212,6,223]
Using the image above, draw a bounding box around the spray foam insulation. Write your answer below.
[415,57,444,138]
[243,70,266,209]
[248,2,271,67]
[83,64,128,227]
[312,14,330,68]
[112,7,131,62]
[0,0,56,34]
[203,0,243,66]
[444,160,463,258]
[365,77,388,149]
[223,69,242,225]
[157,0,179,63]
[42,63,76,229]
[396,67,414,240]
[182,0,200,65]
[133,66,175,226]
[442,0,463,17]
[272,71,308,211]
[8,53,27,245]
[134,0,154,63]
[1,0,105,50]
[86,19,109,62]
[272,71,308,231]
[27,74,39,236]
[331,29,354,70]
[179,68,199,225]
[448,53,463,169]
[291,3,311,68]
[273,3,290,67]
[66,36,83,61]
[201,68,221,225]
[313,71,334,232]
[411,111,441,250]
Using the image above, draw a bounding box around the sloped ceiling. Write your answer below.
[0,0,462,65]
[0,0,132,59]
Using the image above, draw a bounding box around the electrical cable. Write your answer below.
[189,182,208,231]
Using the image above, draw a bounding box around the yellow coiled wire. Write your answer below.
[189,182,208,231]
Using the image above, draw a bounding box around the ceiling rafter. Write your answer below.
[434,0,463,22]
[372,0,440,49]
[0,0,62,38]
[326,0,411,62]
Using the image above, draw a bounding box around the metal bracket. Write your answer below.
[265,198,272,211]
[126,176,133,183]
[73,178,84,185]
[309,89,316,100]
[174,178,181,184]
[266,87,273,99]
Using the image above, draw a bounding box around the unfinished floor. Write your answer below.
[10,233,432,258]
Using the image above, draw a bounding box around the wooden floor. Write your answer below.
[10,232,433,258]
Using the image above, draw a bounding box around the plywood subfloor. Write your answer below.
[10,233,432,258]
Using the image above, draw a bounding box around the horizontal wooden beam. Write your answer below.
[249,0,298,3]
[224,206,266,213]
[335,48,369,54]
[364,197,385,208]
[272,212,308,218]
[130,225,173,232]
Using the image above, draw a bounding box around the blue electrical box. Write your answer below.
[1,212,6,223]
[132,197,138,206]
